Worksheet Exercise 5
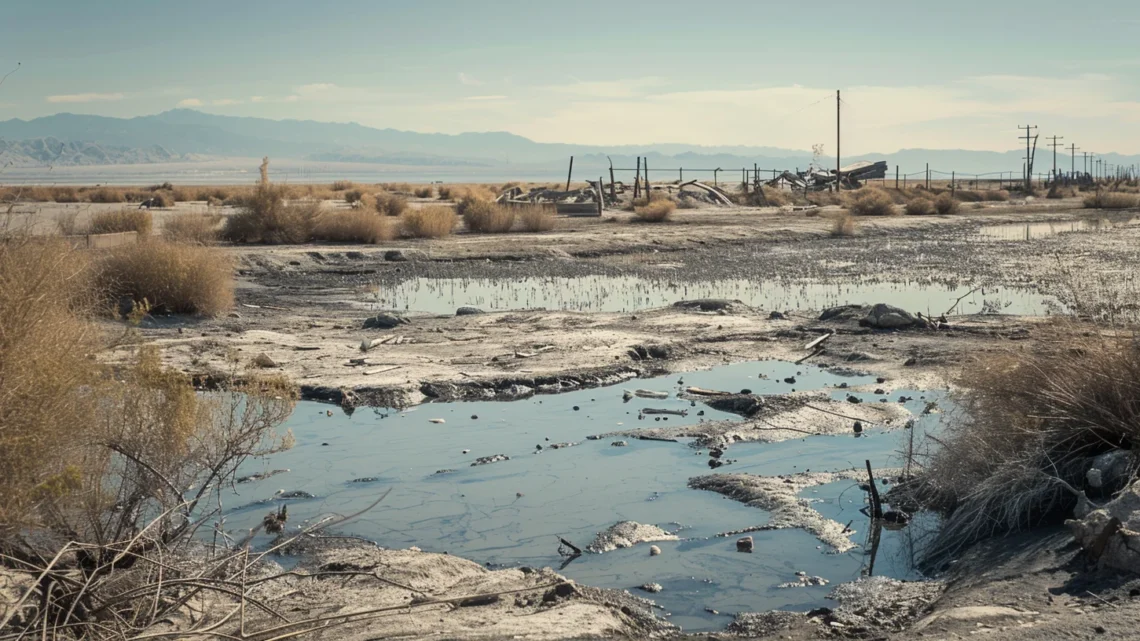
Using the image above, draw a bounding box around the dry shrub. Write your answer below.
[830,213,857,236]
[401,206,456,238]
[163,213,222,244]
[461,198,515,233]
[89,208,153,236]
[1046,184,1077,199]
[374,191,408,217]
[222,185,320,244]
[953,190,984,203]
[634,199,676,222]
[343,188,365,204]
[52,186,80,203]
[676,194,700,209]
[96,240,234,315]
[983,189,1011,202]
[331,180,354,191]
[437,185,454,200]
[846,188,898,216]
[311,210,394,243]
[517,205,556,232]
[761,187,791,207]
[904,328,1140,564]
[0,237,100,529]
[905,198,935,216]
[414,186,434,198]
[1083,191,1138,209]
[56,211,82,235]
[87,187,126,203]
[384,182,415,194]
[933,193,960,215]
[439,184,496,202]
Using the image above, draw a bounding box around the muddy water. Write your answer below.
[373,276,1056,316]
[227,361,944,632]
[976,216,1139,241]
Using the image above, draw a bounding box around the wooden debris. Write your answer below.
[804,332,834,351]
[633,389,670,399]
[363,366,400,376]
[685,386,730,396]
[360,334,396,352]
[641,408,688,417]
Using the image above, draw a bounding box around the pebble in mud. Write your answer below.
[853,421,864,434]
[649,545,661,556]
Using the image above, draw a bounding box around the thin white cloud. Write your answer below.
[250,96,265,103]
[463,95,508,101]
[458,72,483,86]
[297,83,337,94]
[177,98,203,107]
[212,98,243,106]
[47,92,124,104]
[283,95,299,103]
[544,77,668,99]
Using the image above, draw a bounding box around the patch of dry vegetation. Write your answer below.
[96,240,235,316]
[517,205,556,232]
[331,180,355,191]
[86,187,127,204]
[905,198,935,216]
[413,186,434,198]
[634,199,676,222]
[374,191,408,217]
[933,193,960,215]
[401,206,456,238]
[1083,191,1138,209]
[845,188,898,216]
[163,213,222,244]
[311,209,394,244]
[460,197,515,233]
[89,208,153,236]
[343,188,365,204]
[830,213,857,236]
[222,185,320,244]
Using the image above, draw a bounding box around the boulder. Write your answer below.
[859,304,921,329]
[1086,449,1134,493]
[1066,479,1140,573]
[673,299,739,312]
[252,353,279,368]
[737,536,754,553]
[383,249,427,262]
[456,306,485,316]
[363,313,409,330]
[819,304,865,322]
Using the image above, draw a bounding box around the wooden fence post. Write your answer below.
[895,166,899,190]
[566,156,574,192]
[634,157,641,199]
[951,171,956,197]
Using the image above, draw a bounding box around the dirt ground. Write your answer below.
[17,195,1140,639]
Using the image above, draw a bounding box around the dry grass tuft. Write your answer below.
[89,208,153,236]
[374,191,408,217]
[933,193,960,215]
[163,213,222,244]
[343,188,365,204]
[311,210,395,244]
[983,189,1011,202]
[222,185,320,244]
[460,197,515,233]
[331,180,355,191]
[517,205,556,232]
[830,213,858,236]
[414,186,434,198]
[634,199,676,222]
[846,188,898,216]
[905,198,935,216]
[1083,191,1138,209]
[86,187,127,204]
[402,206,457,238]
[96,240,234,316]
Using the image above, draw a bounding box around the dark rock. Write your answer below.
[768,311,786,320]
[709,447,725,459]
[554,582,577,598]
[363,313,409,330]
[275,490,315,500]
[611,440,629,447]
[853,421,863,434]
[904,357,918,366]
[384,249,427,262]
[673,299,739,312]
[737,536,754,552]
[882,511,910,526]
[350,477,380,483]
[739,388,752,395]
[819,304,866,322]
[638,583,663,593]
[628,344,672,360]
[237,469,289,484]
[859,303,921,330]
[705,394,765,417]
[784,377,796,384]
[471,454,510,466]
[846,395,863,404]
[456,307,484,316]
[433,469,456,475]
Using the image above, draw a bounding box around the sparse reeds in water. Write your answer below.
[905,198,935,216]
[89,208,153,236]
[163,213,223,244]
[96,240,235,316]
[517,204,556,232]
[845,188,898,216]
[311,209,394,243]
[460,197,515,233]
[1083,191,1138,209]
[402,206,457,238]
[933,192,960,215]
[221,184,320,244]
[634,199,676,222]
[830,213,857,236]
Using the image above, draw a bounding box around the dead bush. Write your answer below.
[52,186,80,203]
[905,198,935,216]
[89,208,153,236]
[676,194,700,209]
[903,328,1140,564]
[163,213,222,244]
[331,180,354,191]
[846,188,898,216]
[343,188,365,204]
[982,189,1011,202]
[374,191,408,217]
[634,199,676,222]
[517,205,556,232]
[933,193,960,215]
[96,240,234,316]
[222,185,320,244]
[414,186,434,198]
[401,206,456,238]
[87,187,127,204]
[56,211,82,235]
[1083,191,1138,209]
[460,197,515,233]
[830,213,857,237]
[311,210,394,243]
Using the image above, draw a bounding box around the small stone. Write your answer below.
[462,449,470,454]
[252,353,279,368]
[456,306,484,316]
[611,440,628,447]
[470,414,478,420]
[740,388,752,395]
[736,536,754,553]
[649,545,661,556]
[573,406,580,411]
[639,583,663,593]
[853,421,864,434]
[429,418,445,424]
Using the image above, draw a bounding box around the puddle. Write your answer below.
[372,276,1056,316]
[223,361,944,632]
[976,216,1139,241]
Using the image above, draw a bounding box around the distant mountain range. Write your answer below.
[2,109,1138,177]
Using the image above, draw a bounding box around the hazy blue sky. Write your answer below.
[2,0,1139,153]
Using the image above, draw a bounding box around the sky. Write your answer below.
[1,0,1139,154]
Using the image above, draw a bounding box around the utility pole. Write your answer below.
[1018,125,1038,191]
[1047,135,1063,183]
[1068,143,1079,180]
[836,89,841,192]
